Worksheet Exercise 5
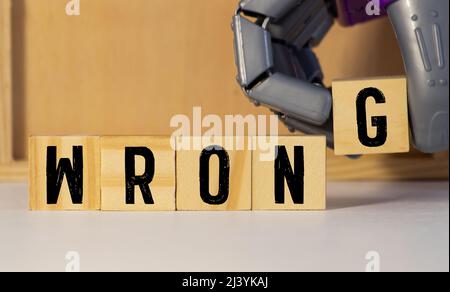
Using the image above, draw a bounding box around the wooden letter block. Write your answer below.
[29,136,100,210]
[101,137,176,211]
[332,77,410,155]
[252,136,326,211]
[176,137,251,211]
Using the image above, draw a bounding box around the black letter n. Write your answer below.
[46,146,83,204]
[274,146,304,204]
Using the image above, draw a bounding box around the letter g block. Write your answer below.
[332,77,410,155]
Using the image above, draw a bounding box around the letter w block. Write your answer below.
[29,136,101,210]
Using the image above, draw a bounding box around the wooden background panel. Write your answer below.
[12,0,251,158]
[3,0,448,180]
[0,0,11,164]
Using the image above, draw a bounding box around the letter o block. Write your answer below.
[176,137,251,211]
[332,77,410,155]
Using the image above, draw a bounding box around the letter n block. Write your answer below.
[29,136,100,210]
[332,77,410,155]
[252,136,326,210]
[100,137,176,211]
[176,137,251,211]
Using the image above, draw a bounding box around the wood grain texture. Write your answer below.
[252,136,326,211]
[29,136,100,210]
[176,137,252,211]
[0,0,11,164]
[332,76,410,155]
[0,0,446,181]
[101,136,176,211]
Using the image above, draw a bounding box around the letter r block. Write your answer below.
[100,137,176,211]
[29,136,101,210]
[252,136,326,211]
[332,77,410,155]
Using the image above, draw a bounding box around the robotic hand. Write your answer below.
[232,0,449,153]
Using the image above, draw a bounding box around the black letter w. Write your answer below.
[46,146,83,204]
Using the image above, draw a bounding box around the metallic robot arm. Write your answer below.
[232,0,336,147]
[232,0,449,153]
[388,0,448,153]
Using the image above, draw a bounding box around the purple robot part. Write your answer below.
[335,0,398,26]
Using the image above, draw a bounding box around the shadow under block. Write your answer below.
[29,136,100,210]
[252,136,326,211]
[176,137,252,211]
[101,136,176,211]
[332,77,410,156]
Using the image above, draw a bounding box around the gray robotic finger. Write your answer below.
[248,73,332,125]
[388,0,449,153]
[232,16,273,88]
[267,0,335,48]
[232,0,335,128]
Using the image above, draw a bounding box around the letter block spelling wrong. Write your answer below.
[29,136,101,210]
[332,77,410,156]
[252,136,326,210]
[29,136,330,212]
[101,136,176,211]
[176,137,252,211]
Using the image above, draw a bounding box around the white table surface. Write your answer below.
[0,181,448,272]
